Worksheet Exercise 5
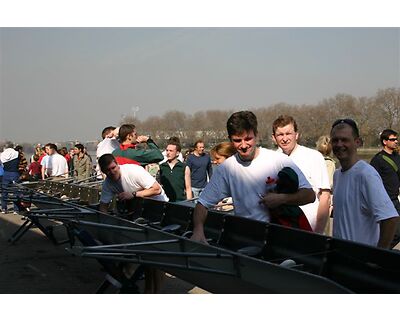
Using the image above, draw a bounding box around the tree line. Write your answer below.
[121,87,400,149]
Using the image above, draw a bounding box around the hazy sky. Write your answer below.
[0,27,399,143]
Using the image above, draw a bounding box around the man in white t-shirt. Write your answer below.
[191,111,315,244]
[98,154,168,213]
[331,119,399,248]
[41,143,68,179]
[272,115,331,234]
[96,126,120,179]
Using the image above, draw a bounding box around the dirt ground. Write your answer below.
[0,212,207,294]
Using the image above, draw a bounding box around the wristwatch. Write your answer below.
[132,191,137,198]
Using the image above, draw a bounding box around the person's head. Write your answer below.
[14,145,23,153]
[98,154,121,181]
[119,124,136,143]
[330,118,361,165]
[210,142,236,165]
[59,147,68,156]
[193,140,205,155]
[380,129,398,152]
[74,143,85,155]
[45,143,57,155]
[166,142,182,162]
[272,115,299,155]
[227,111,258,138]
[101,126,116,139]
[168,136,181,145]
[35,146,43,156]
[33,154,39,162]
[316,135,332,157]
[226,111,259,161]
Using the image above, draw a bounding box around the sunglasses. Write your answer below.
[386,138,398,142]
[331,118,359,137]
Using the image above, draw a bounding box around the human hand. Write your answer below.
[117,191,134,201]
[259,192,286,209]
[136,135,149,143]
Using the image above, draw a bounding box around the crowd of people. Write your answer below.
[1,110,400,251]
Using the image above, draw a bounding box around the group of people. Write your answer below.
[1,110,400,251]
[0,141,97,214]
[95,124,213,212]
[191,112,399,250]
[93,111,400,251]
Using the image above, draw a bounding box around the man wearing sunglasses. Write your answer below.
[370,129,400,248]
[330,119,398,249]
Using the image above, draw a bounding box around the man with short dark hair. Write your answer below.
[41,143,68,180]
[112,124,163,166]
[191,111,315,243]
[159,142,192,202]
[370,129,400,248]
[73,143,92,181]
[331,119,398,248]
[96,126,120,179]
[186,139,213,198]
[98,154,168,214]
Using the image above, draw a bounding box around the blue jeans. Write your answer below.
[191,187,204,199]
[1,171,20,212]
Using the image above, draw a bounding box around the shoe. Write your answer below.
[1,210,7,214]
[13,211,19,215]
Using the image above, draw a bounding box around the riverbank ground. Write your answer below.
[0,210,207,294]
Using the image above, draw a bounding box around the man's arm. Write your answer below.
[118,182,162,201]
[260,188,315,209]
[314,189,331,234]
[185,166,193,200]
[41,165,46,180]
[377,216,399,249]
[190,202,208,244]
[125,147,164,166]
[207,157,213,179]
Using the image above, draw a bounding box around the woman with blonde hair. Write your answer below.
[209,142,236,212]
[316,135,336,236]
[210,142,236,165]
[316,135,336,188]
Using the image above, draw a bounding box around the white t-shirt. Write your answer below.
[96,137,120,177]
[199,147,312,222]
[333,160,398,246]
[281,145,331,230]
[46,153,68,177]
[100,164,169,203]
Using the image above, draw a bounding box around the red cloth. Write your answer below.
[119,143,136,150]
[114,143,140,165]
[28,161,41,175]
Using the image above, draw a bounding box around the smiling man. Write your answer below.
[272,115,331,234]
[191,111,315,243]
[331,119,398,248]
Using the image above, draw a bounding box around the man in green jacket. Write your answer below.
[112,124,163,166]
